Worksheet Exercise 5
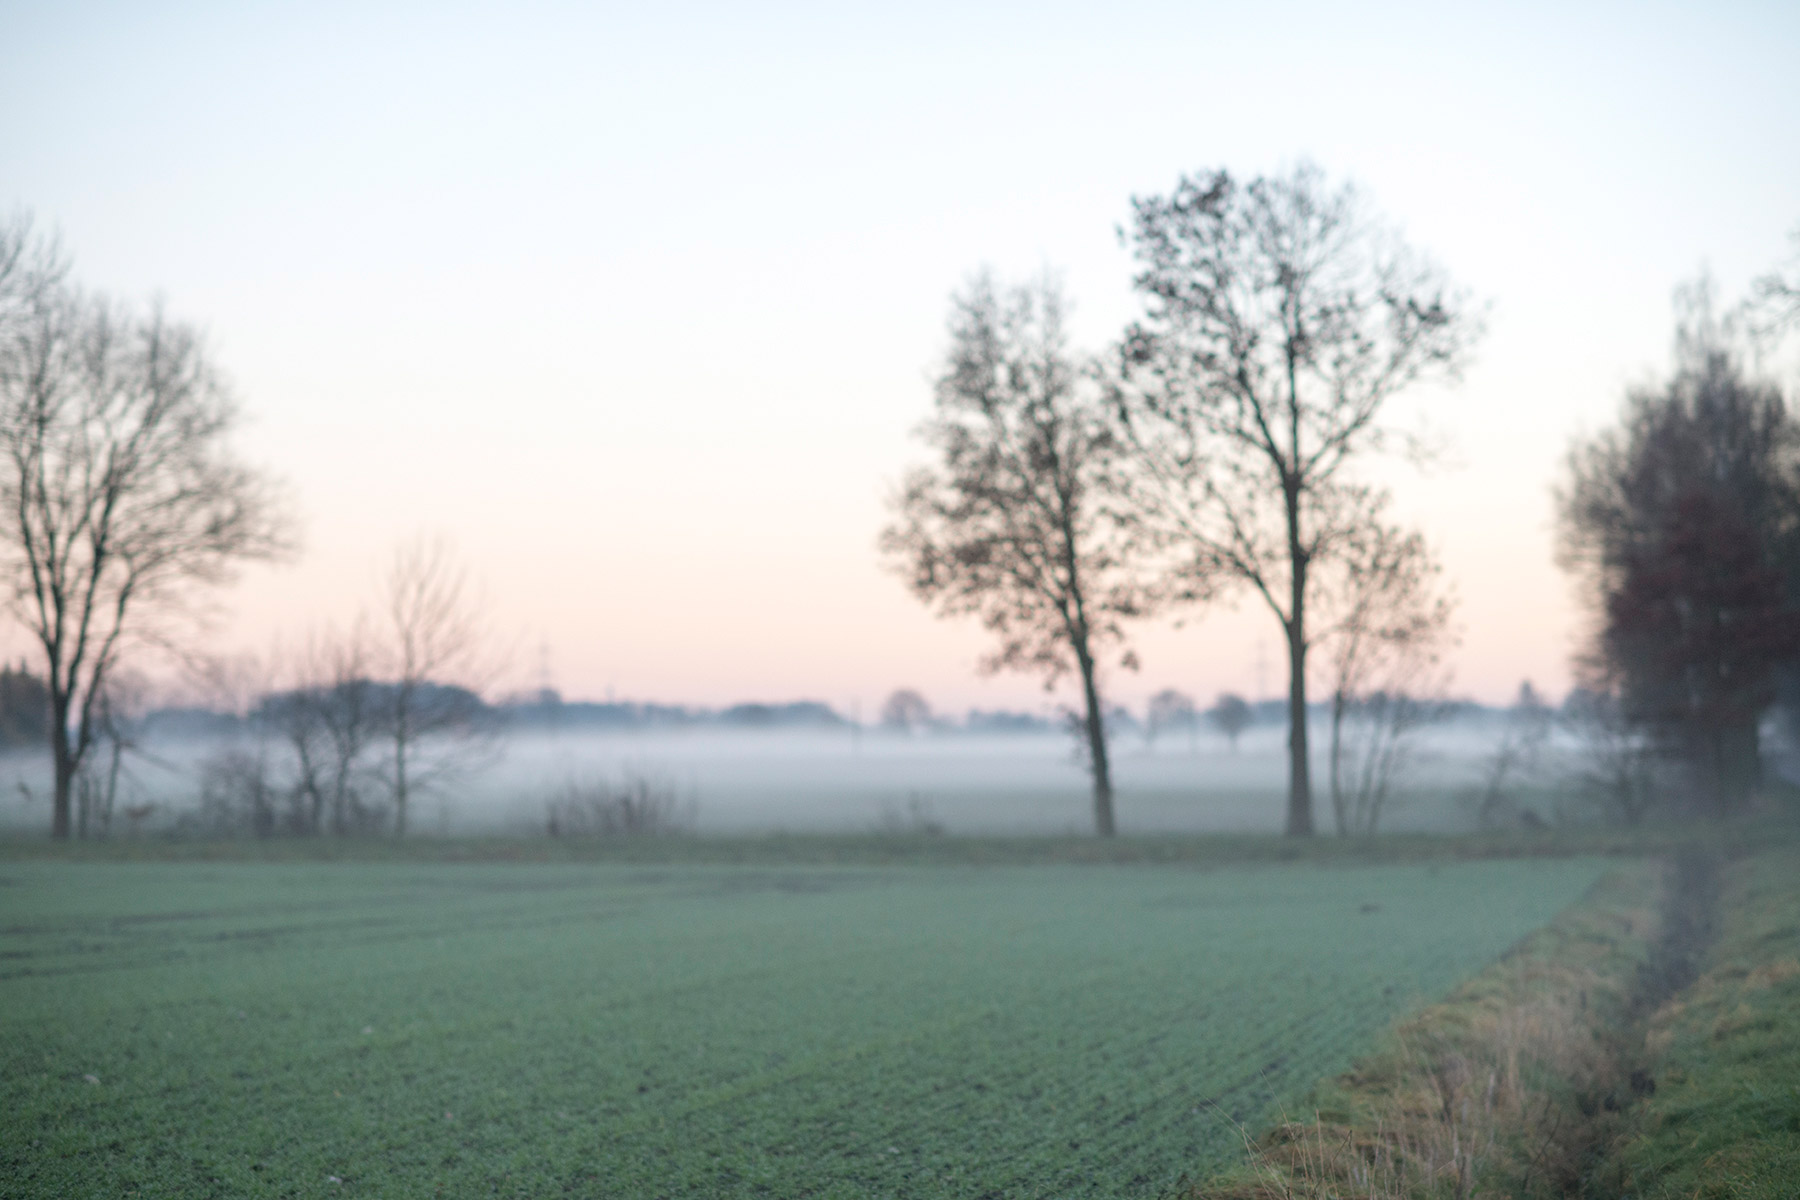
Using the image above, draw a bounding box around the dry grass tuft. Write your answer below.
[1183,862,1669,1200]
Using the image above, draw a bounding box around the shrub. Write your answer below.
[544,772,696,837]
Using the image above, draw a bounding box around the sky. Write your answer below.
[2,0,1798,714]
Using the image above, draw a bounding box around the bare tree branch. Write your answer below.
[380,534,494,837]
[0,213,295,837]
[881,272,1161,835]
[1111,163,1483,835]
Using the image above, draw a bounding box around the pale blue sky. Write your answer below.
[3,1,1798,709]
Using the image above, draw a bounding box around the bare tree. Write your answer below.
[1144,687,1196,750]
[1316,510,1455,835]
[0,215,292,837]
[1473,680,1555,829]
[1746,224,1800,347]
[75,669,153,839]
[380,535,490,837]
[1560,684,1659,826]
[1204,692,1251,751]
[255,667,331,836]
[879,688,932,734]
[311,625,382,834]
[253,625,383,835]
[1112,164,1483,834]
[881,273,1156,836]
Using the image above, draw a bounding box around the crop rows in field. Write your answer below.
[0,857,1609,1197]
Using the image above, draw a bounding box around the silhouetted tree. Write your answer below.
[1144,687,1196,750]
[0,215,292,837]
[75,670,152,839]
[1561,684,1659,825]
[253,684,330,836]
[1474,680,1555,829]
[1317,510,1454,835]
[1747,224,1800,345]
[1112,164,1483,835]
[1205,693,1252,751]
[253,625,383,835]
[1558,283,1800,815]
[0,660,49,749]
[311,628,382,835]
[882,273,1153,836]
[380,536,490,837]
[879,688,932,733]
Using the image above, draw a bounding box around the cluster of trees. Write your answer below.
[883,164,1474,837]
[1558,253,1800,821]
[35,536,494,841]
[1144,690,1255,752]
[877,683,1256,752]
[194,540,489,838]
[9,185,1792,842]
[0,213,504,840]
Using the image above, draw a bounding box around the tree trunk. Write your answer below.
[1329,687,1348,837]
[1075,647,1115,837]
[52,751,74,839]
[1286,627,1313,836]
[49,693,74,839]
[1281,462,1315,836]
[393,713,409,838]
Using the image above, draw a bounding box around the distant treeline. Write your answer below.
[131,692,1072,738]
[0,683,1527,749]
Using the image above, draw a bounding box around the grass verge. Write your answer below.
[0,819,1783,868]
[1180,857,1684,1199]
[1613,845,1800,1199]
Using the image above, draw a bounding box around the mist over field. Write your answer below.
[0,714,1555,838]
[6,4,1800,1193]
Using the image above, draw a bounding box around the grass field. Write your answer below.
[0,856,1612,1198]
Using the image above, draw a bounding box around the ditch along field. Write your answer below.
[0,852,1615,1198]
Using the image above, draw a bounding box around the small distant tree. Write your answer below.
[1561,683,1659,826]
[1317,511,1454,836]
[1206,693,1252,751]
[1474,681,1555,829]
[75,670,152,839]
[0,214,292,838]
[380,536,491,838]
[253,677,330,836]
[882,273,1156,836]
[311,628,382,835]
[1144,688,1196,750]
[879,688,932,734]
[253,624,383,836]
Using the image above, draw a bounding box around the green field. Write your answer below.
[0,856,1611,1198]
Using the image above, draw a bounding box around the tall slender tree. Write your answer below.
[1111,164,1481,835]
[380,535,489,837]
[882,273,1155,836]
